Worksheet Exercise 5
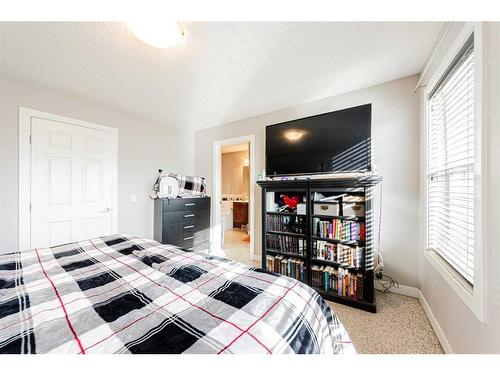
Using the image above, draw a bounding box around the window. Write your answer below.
[427,35,475,286]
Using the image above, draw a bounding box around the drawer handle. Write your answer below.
[185,203,195,206]
[184,225,194,229]
[183,236,194,241]
[184,214,195,218]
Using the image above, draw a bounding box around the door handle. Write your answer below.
[98,207,112,213]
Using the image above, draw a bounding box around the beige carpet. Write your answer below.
[328,291,444,354]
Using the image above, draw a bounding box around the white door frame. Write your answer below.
[212,135,257,261]
[18,107,118,251]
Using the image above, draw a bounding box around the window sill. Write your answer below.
[424,249,485,323]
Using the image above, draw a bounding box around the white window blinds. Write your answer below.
[427,37,475,285]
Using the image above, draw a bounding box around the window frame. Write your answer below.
[424,22,486,323]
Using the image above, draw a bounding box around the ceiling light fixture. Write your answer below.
[285,130,304,142]
[126,20,183,49]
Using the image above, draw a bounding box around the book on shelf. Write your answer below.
[266,234,306,256]
[310,265,363,300]
[311,241,364,268]
[312,217,365,241]
[266,213,306,233]
[266,255,306,282]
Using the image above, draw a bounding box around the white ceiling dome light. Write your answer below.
[126,20,183,48]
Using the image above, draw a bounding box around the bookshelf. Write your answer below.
[257,176,382,313]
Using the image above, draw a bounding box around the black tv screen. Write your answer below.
[266,104,372,176]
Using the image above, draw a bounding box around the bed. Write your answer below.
[0,234,354,354]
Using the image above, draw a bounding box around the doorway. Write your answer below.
[212,135,257,267]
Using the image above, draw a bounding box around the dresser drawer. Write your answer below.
[163,222,194,241]
[163,197,210,212]
[154,197,211,247]
[195,210,210,229]
[163,210,197,226]
[164,224,209,245]
[164,208,210,226]
[176,231,209,249]
[192,230,210,252]
[194,229,210,243]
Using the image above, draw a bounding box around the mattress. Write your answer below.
[0,235,354,354]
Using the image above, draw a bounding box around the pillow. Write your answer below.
[151,171,206,199]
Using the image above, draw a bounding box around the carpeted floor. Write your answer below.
[209,244,443,354]
[328,291,444,354]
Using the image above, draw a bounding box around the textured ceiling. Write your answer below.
[0,22,443,131]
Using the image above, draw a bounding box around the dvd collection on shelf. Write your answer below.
[313,217,366,241]
[266,214,306,234]
[266,255,306,282]
[311,265,364,300]
[266,234,306,256]
[312,240,364,268]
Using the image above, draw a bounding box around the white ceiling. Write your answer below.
[0,22,443,131]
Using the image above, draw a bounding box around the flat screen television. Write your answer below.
[266,104,372,176]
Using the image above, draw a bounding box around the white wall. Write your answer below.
[195,75,421,287]
[0,75,194,253]
[418,22,500,353]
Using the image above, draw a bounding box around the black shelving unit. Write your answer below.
[267,250,307,260]
[268,230,306,237]
[257,176,381,313]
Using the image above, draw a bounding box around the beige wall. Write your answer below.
[0,75,194,252]
[221,150,249,195]
[417,22,500,353]
[195,75,421,287]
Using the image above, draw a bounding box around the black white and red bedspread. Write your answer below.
[0,235,354,354]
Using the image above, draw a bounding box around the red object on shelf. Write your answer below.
[283,195,300,209]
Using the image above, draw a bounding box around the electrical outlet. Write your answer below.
[130,194,137,202]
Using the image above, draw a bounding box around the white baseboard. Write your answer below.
[417,290,454,354]
[375,282,419,298]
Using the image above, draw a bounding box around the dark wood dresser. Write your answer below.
[153,197,211,252]
[232,201,248,228]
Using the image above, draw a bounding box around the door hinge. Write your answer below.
[29,203,31,212]
[29,135,32,144]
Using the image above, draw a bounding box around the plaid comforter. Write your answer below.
[0,235,354,354]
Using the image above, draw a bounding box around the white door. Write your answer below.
[30,117,116,248]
